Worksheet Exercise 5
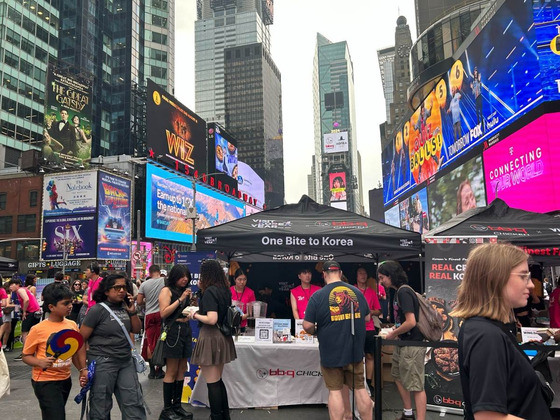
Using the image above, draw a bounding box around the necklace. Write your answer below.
[301,285,312,301]
[234,287,244,301]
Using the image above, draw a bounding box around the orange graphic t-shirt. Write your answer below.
[23,318,79,381]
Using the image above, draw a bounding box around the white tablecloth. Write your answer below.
[191,341,329,408]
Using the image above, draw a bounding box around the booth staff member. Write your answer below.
[230,269,255,330]
[290,267,321,319]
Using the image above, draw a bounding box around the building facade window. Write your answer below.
[17,214,36,233]
[0,216,13,234]
[29,191,38,207]
[0,193,6,210]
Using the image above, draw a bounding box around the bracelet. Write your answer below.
[79,367,87,372]
[128,311,138,316]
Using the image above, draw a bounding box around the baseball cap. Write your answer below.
[322,261,341,272]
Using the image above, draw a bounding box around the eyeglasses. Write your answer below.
[109,285,127,291]
[512,272,532,284]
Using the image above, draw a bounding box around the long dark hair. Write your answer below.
[165,265,191,291]
[200,260,229,292]
[92,273,126,303]
[377,260,408,289]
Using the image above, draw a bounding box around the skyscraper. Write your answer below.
[378,16,413,151]
[57,0,175,157]
[311,33,363,214]
[195,0,284,207]
[0,0,60,168]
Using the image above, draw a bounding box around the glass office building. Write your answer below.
[312,33,363,214]
[0,0,60,167]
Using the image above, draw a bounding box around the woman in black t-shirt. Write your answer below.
[68,281,83,323]
[452,243,551,420]
[189,260,236,420]
[158,265,193,420]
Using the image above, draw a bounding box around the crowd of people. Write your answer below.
[1,248,559,420]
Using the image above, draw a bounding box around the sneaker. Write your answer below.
[4,347,12,353]
[396,413,415,420]
[14,353,23,361]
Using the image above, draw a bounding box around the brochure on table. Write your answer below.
[273,319,291,343]
[255,318,274,343]
[295,319,314,344]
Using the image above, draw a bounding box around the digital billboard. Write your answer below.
[97,171,131,260]
[42,214,97,260]
[427,155,486,229]
[207,123,238,195]
[146,79,207,174]
[238,161,265,208]
[42,67,92,168]
[42,171,97,217]
[384,204,400,228]
[329,171,347,203]
[383,0,546,205]
[399,187,429,234]
[483,112,560,213]
[533,0,560,101]
[145,164,245,243]
[323,131,349,153]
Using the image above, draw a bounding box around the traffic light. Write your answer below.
[42,241,47,252]
[70,245,75,255]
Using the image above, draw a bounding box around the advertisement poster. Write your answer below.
[399,187,429,234]
[329,172,347,203]
[207,123,239,198]
[384,204,400,228]
[42,215,97,260]
[42,171,98,217]
[427,155,486,229]
[238,161,265,209]
[131,242,153,281]
[145,164,245,243]
[146,79,207,174]
[483,112,560,213]
[323,131,349,153]
[383,0,542,205]
[42,67,92,168]
[97,172,131,260]
[423,236,496,413]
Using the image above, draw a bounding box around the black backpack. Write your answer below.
[217,305,242,337]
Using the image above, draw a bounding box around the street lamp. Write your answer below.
[62,223,71,276]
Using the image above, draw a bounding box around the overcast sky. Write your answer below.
[174,0,417,210]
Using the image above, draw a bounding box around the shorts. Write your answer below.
[321,361,365,391]
[22,313,40,333]
[391,344,426,391]
[364,330,376,355]
[162,321,192,360]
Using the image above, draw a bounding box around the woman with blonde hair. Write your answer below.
[452,242,551,420]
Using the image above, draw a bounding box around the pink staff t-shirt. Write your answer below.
[357,286,381,331]
[291,284,321,319]
[230,286,256,328]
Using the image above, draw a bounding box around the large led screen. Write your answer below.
[146,79,207,174]
[533,1,560,101]
[42,67,92,168]
[323,131,349,153]
[384,204,400,228]
[42,171,97,217]
[384,0,546,205]
[145,164,245,243]
[483,112,560,213]
[329,171,347,203]
[427,155,486,229]
[207,123,238,195]
[399,187,430,234]
[238,161,265,208]
[97,171,131,260]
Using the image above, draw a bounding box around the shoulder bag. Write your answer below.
[100,303,147,374]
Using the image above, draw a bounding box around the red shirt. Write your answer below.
[356,286,381,331]
[19,287,40,313]
[549,288,560,328]
[230,286,256,328]
[291,284,321,319]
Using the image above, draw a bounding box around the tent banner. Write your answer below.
[423,236,496,413]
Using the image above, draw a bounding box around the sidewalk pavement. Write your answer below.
[1,348,462,419]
